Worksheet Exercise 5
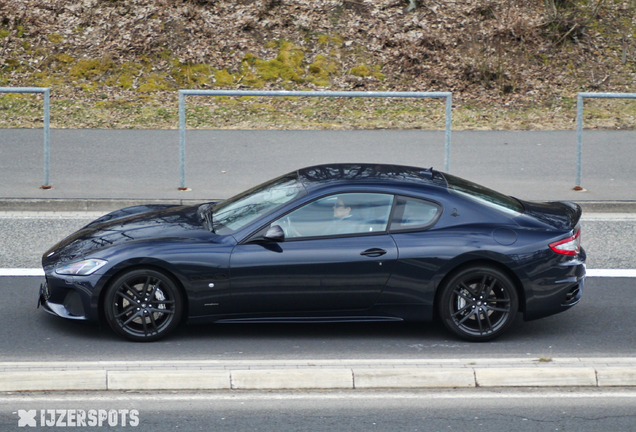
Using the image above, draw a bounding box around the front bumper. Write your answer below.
[37,276,93,321]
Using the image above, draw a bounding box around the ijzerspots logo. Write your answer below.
[16,409,139,428]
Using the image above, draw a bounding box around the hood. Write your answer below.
[517,200,582,231]
[43,205,211,265]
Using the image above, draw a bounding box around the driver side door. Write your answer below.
[228,193,398,314]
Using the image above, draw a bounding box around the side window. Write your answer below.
[389,196,441,232]
[272,193,394,239]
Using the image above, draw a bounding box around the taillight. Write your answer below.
[549,229,581,255]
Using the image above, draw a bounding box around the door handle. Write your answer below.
[360,248,387,257]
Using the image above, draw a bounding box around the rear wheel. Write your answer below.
[104,269,183,342]
[439,265,518,342]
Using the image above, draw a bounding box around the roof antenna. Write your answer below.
[420,167,434,177]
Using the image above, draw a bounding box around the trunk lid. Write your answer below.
[517,200,582,230]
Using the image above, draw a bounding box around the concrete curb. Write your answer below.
[475,367,597,387]
[596,367,636,386]
[231,369,353,390]
[1,359,636,392]
[108,371,231,391]
[0,371,107,392]
[1,198,636,212]
[354,368,476,389]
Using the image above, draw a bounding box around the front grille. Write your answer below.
[63,290,85,317]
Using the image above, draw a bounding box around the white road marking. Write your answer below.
[581,213,636,221]
[0,269,44,276]
[586,269,636,277]
[0,211,107,219]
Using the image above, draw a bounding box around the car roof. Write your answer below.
[296,164,448,191]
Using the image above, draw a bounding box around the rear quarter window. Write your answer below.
[389,196,442,232]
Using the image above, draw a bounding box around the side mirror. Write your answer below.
[263,225,285,242]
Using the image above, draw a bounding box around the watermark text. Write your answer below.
[17,409,139,427]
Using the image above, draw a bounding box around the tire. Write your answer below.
[438,265,518,342]
[104,269,183,342]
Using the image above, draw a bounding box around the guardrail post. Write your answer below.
[444,93,452,173]
[575,94,583,190]
[178,91,187,190]
[575,92,636,190]
[0,87,51,189]
[43,88,51,189]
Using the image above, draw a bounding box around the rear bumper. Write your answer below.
[523,251,586,321]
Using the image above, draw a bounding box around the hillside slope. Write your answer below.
[1,0,635,129]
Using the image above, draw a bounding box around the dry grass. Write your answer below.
[2,92,634,130]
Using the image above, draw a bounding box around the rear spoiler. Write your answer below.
[556,201,583,229]
[517,200,582,231]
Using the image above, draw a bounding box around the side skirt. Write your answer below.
[187,315,404,325]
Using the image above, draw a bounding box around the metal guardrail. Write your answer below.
[0,87,51,188]
[576,92,636,189]
[178,90,453,190]
[6,88,632,193]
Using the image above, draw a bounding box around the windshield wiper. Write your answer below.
[197,203,215,233]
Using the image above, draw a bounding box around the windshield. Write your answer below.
[206,173,306,234]
[443,173,524,215]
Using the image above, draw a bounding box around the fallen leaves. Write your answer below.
[0,0,633,129]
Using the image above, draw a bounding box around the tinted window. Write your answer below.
[273,193,394,239]
[443,173,524,215]
[389,197,441,232]
[210,174,306,234]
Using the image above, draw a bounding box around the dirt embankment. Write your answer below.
[1,0,634,129]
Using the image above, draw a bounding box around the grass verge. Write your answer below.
[1,92,635,130]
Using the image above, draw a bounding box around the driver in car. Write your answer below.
[325,196,362,235]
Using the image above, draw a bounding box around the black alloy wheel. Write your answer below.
[104,269,183,342]
[439,265,518,342]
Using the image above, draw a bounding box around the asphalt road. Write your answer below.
[0,276,633,361]
[2,389,636,432]
[1,212,635,361]
[1,129,635,201]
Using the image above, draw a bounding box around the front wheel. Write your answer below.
[104,269,183,342]
[438,266,518,342]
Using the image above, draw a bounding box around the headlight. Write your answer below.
[55,259,108,276]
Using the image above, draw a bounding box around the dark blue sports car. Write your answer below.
[40,164,585,342]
